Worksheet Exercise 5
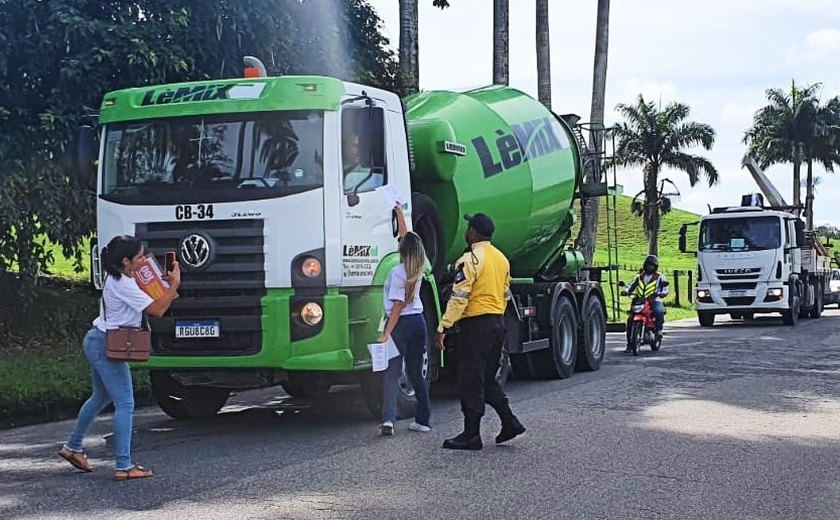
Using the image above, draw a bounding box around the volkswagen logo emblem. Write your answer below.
[180,233,213,269]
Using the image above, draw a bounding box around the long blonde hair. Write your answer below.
[399,231,426,302]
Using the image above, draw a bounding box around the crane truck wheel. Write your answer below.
[809,282,824,319]
[530,295,578,379]
[783,283,801,326]
[411,193,446,278]
[575,295,606,371]
[150,371,230,419]
[698,312,715,328]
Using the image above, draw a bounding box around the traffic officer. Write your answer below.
[435,213,526,450]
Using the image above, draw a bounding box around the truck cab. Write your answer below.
[684,201,828,326]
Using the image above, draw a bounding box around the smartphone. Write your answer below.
[164,251,177,273]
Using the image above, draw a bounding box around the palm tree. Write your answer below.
[744,81,821,214]
[493,0,509,85]
[398,0,419,96]
[575,0,610,266]
[536,0,550,107]
[398,1,449,96]
[611,95,718,256]
[804,96,840,229]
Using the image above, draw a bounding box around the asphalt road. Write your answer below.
[3,310,840,519]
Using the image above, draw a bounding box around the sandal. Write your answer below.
[114,465,153,481]
[58,445,92,472]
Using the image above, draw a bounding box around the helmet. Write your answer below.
[643,255,659,269]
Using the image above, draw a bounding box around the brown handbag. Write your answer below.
[106,326,151,361]
[102,276,152,362]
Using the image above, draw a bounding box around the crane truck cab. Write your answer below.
[680,198,829,326]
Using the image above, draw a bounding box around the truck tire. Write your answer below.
[809,282,824,319]
[281,377,331,399]
[411,193,446,278]
[575,295,606,371]
[783,284,801,326]
[421,285,440,383]
[529,295,578,379]
[698,312,715,327]
[150,371,230,419]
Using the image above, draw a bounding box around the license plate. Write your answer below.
[175,320,220,339]
[729,290,747,297]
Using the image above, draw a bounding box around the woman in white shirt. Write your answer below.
[377,206,431,435]
[58,235,180,480]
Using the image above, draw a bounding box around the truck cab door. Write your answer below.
[338,99,401,286]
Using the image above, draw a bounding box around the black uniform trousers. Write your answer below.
[455,314,513,421]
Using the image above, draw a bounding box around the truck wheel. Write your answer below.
[529,295,578,379]
[150,371,230,419]
[698,312,715,327]
[281,377,331,399]
[783,284,801,326]
[575,295,606,372]
[421,285,440,383]
[809,283,824,319]
[411,193,446,277]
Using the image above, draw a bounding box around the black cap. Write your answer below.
[464,213,495,238]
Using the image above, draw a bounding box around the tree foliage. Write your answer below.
[745,81,840,228]
[610,95,717,256]
[0,0,397,287]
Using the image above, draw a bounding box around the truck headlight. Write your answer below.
[697,289,710,299]
[301,257,322,278]
[300,302,323,326]
[767,288,783,298]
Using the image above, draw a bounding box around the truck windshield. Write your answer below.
[699,216,781,252]
[101,111,323,204]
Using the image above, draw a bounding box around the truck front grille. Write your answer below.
[721,282,758,291]
[723,296,755,306]
[716,268,760,281]
[136,219,266,356]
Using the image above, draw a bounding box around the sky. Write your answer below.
[365,0,840,225]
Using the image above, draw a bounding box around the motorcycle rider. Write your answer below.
[623,255,668,352]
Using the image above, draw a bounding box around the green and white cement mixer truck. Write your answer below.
[77,63,609,419]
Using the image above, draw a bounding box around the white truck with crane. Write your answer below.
[680,155,831,326]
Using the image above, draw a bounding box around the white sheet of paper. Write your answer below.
[375,184,408,207]
[367,337,400,372]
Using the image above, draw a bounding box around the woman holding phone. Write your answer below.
[58,235,180,480]
[377,205,432,436]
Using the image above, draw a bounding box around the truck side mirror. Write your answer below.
[76,125,97,188]
[618,281,626,288]
[679,221,698,255]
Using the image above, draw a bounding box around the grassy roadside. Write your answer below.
[0,278,151,429]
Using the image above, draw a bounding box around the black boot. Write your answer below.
[442,417,482,450]
[496,414,526,444]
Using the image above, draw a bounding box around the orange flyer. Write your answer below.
[134,254,170,300]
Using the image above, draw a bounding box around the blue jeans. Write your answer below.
[381,314,431,426]
[652,300,665,332]
[65,328,135,470]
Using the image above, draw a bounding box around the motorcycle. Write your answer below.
[626,296,662,355]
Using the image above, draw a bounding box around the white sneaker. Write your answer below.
[380,421,394,436]
[409,421,432,432]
